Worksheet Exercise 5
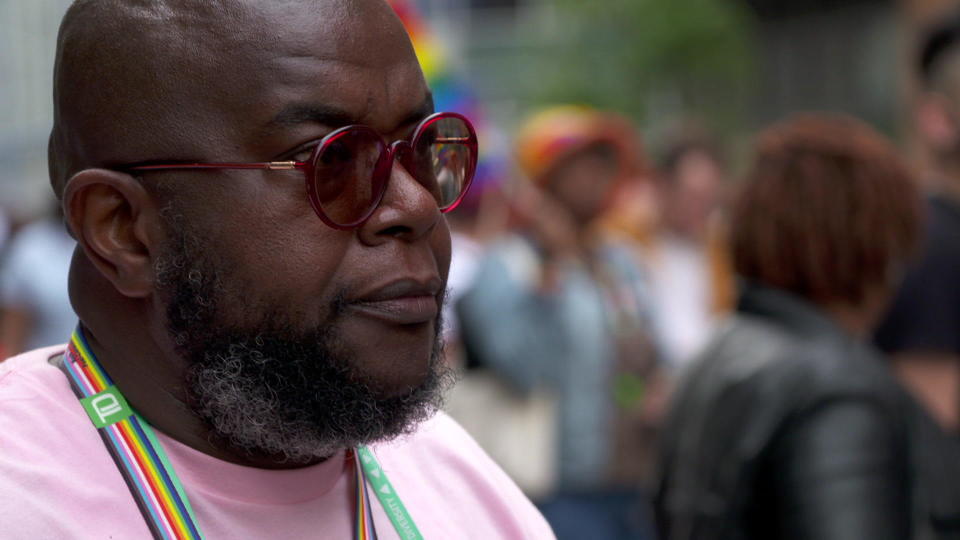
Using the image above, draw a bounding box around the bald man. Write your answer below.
[0,1,553,538]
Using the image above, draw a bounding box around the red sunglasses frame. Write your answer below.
[127,111,478,230]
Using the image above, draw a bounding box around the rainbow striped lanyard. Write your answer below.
[62,329,423,540]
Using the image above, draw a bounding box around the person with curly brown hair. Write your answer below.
[655,114,960,540]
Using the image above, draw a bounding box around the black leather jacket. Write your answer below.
[655,285,960,540]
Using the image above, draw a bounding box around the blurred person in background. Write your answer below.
[458,106,660,540]
[440,186,486,356]
[873,10,960,434]
[647,136,730,369]
[655,114,960,540]
[0,200,75,356]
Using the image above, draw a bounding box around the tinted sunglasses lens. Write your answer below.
[413,116,474,209]
[312,129,386,226]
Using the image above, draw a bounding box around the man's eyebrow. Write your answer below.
[267,104,358,130]
[265,93,435,134]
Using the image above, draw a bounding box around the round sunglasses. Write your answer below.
[127,112,478,230]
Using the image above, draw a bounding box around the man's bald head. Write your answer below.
[49,0,416,198]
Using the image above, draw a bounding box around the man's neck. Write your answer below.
[79,324,212,451]
[70,257,329,470]
[96,326,332,468]
[74,319,328,470]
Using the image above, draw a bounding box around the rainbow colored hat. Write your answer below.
[516,105,642,185]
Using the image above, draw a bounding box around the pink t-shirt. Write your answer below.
[0,345,554,539]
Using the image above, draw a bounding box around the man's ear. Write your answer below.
[63,169,162,298]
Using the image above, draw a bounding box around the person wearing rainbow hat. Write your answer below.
[459,105,660,540]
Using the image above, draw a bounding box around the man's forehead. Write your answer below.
[255,49,431,125]
[193,2,419,102]
[202,1,428,127]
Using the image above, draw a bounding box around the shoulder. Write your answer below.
[478,236,541,280]
[714,316,895,391]
[753,326,904,413]
[665,316,796,452]
[674,318,905,443]
[677,315,794,395]
[0,346,147,537]
[466,236,558,302]
[371,411,554,539]
[662,320,910,482]
[597,231,642,256]
[0,345,69,396]
[0,345,82,460]
[598,237,649,274]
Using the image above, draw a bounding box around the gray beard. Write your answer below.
[153,223,453,464]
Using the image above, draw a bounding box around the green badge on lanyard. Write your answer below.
[80,385,133,428]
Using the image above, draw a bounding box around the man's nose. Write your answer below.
[357,157,441,245]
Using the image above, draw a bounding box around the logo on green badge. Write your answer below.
[81,386,133,428]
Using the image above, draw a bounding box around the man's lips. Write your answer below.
[347,278,442,325]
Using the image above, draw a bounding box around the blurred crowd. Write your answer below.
[438,9,960,540]
[2,2,960,540]
[0,200,75,360]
